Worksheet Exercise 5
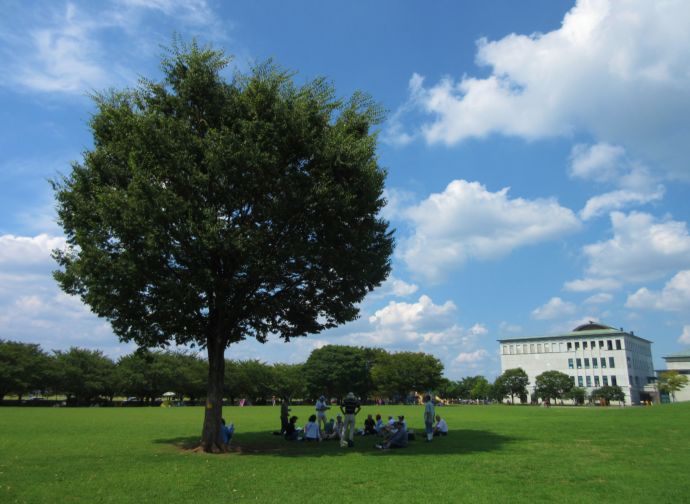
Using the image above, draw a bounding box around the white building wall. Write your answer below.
[499,333,654,405]
[662,359,690,402]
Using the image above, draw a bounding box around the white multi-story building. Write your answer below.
[498,322,655,405]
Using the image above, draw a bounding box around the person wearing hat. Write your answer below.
[315,395,330,432]
[339,392,361,447]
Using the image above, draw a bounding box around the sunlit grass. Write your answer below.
[1,403,689,503]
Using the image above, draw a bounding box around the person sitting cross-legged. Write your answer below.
[376,421,408,450]
[433,415,448,437]
[284,416,300,441]
[221,418,235,447]
[303,414,321,442]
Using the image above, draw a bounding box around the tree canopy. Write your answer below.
[495,368,529,404]
[52,40,393,452]
[535,370,573,404]
[657,371,689,402]
[371,351,444,400]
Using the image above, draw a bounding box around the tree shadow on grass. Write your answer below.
[153,429,518,457]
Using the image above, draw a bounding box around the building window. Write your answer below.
[509,345,514,354]
[586,376,592,387]
[576,358,582,369]
[594,376,600,386]
[601,358,606,368]
[567,342,572,350]
[609,357,615,368]
[599,340,604,348]
[523,344,528,354]
[603,376,609,386]
[627,357,631,366]
[593,358,598,369]
[584,358,590,368]
[516,345,522,354]
[615,339,622,350]
[578,376,583,387]
[634,376,639,386]
[543,343,548,352]
[607,340,613,350]
[611,376,617,386]
[583,341,588,349]
[629,375,633,385]
[530,344,535,353]
[575,342,580,349]
[568,358,574,369]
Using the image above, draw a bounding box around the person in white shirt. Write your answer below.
[315,395,330,432]
[303,414,321,442]
[433,415,448,436]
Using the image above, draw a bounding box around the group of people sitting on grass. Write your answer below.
[279,392,449,450]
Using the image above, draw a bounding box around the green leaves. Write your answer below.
[53,41,393,350]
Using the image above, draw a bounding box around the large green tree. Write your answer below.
[54,348,116,405]
[52,41,393,451]
[303,345,373,400]
[0,340,54,401]
[371,351,444,400]
[495,368,529,404]
[535,370,574,404]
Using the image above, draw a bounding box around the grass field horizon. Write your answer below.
[2,403,689,503]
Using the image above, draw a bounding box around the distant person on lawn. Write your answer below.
[433,415,448,436]
[304,414,321,442]
[340,392,361,447]
[315,395,330,432]
[424,395,435,442]
[221,418,234,446]
[363,414,376,435]
[280,396,291,434]
[376,421,408,450]
[285,416,299,441]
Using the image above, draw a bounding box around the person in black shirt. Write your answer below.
[363,414,376,435]
[339,392,361,447]
[284,415,299,441]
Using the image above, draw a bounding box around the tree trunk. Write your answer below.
[201,331,227,453]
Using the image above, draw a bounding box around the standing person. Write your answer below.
[280,396,291,434]
[315,395,330,432]
[220,418,234,447]
[423,394,435,442]
[339,392,361,447]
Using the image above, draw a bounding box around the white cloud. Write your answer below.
[454,349,489,364]
[571,143,665,220]
[584,293,613,304]
[390,0,690,178]
[583,211,690,282]
[368,295,456,331]
[401,180,580,281]
[580,187,664,221]
[563,277,621,292]
[499,321,522,335]
[570,143,626,182]
[0,0,228,95]
[626,270,690,312]
[678,326,690,345]
[0,234,66,266]
[531,297,577,320]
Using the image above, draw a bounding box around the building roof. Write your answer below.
[498,322,652,344]
[662,350,690,360]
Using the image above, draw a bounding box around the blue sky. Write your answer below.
[2,0,690,379]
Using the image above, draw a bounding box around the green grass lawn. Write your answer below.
[1,403,689,503]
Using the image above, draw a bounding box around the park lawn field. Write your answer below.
[1,404,689,504]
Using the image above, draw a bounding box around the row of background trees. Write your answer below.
[0,340,444,405]
[4,339,680,406]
